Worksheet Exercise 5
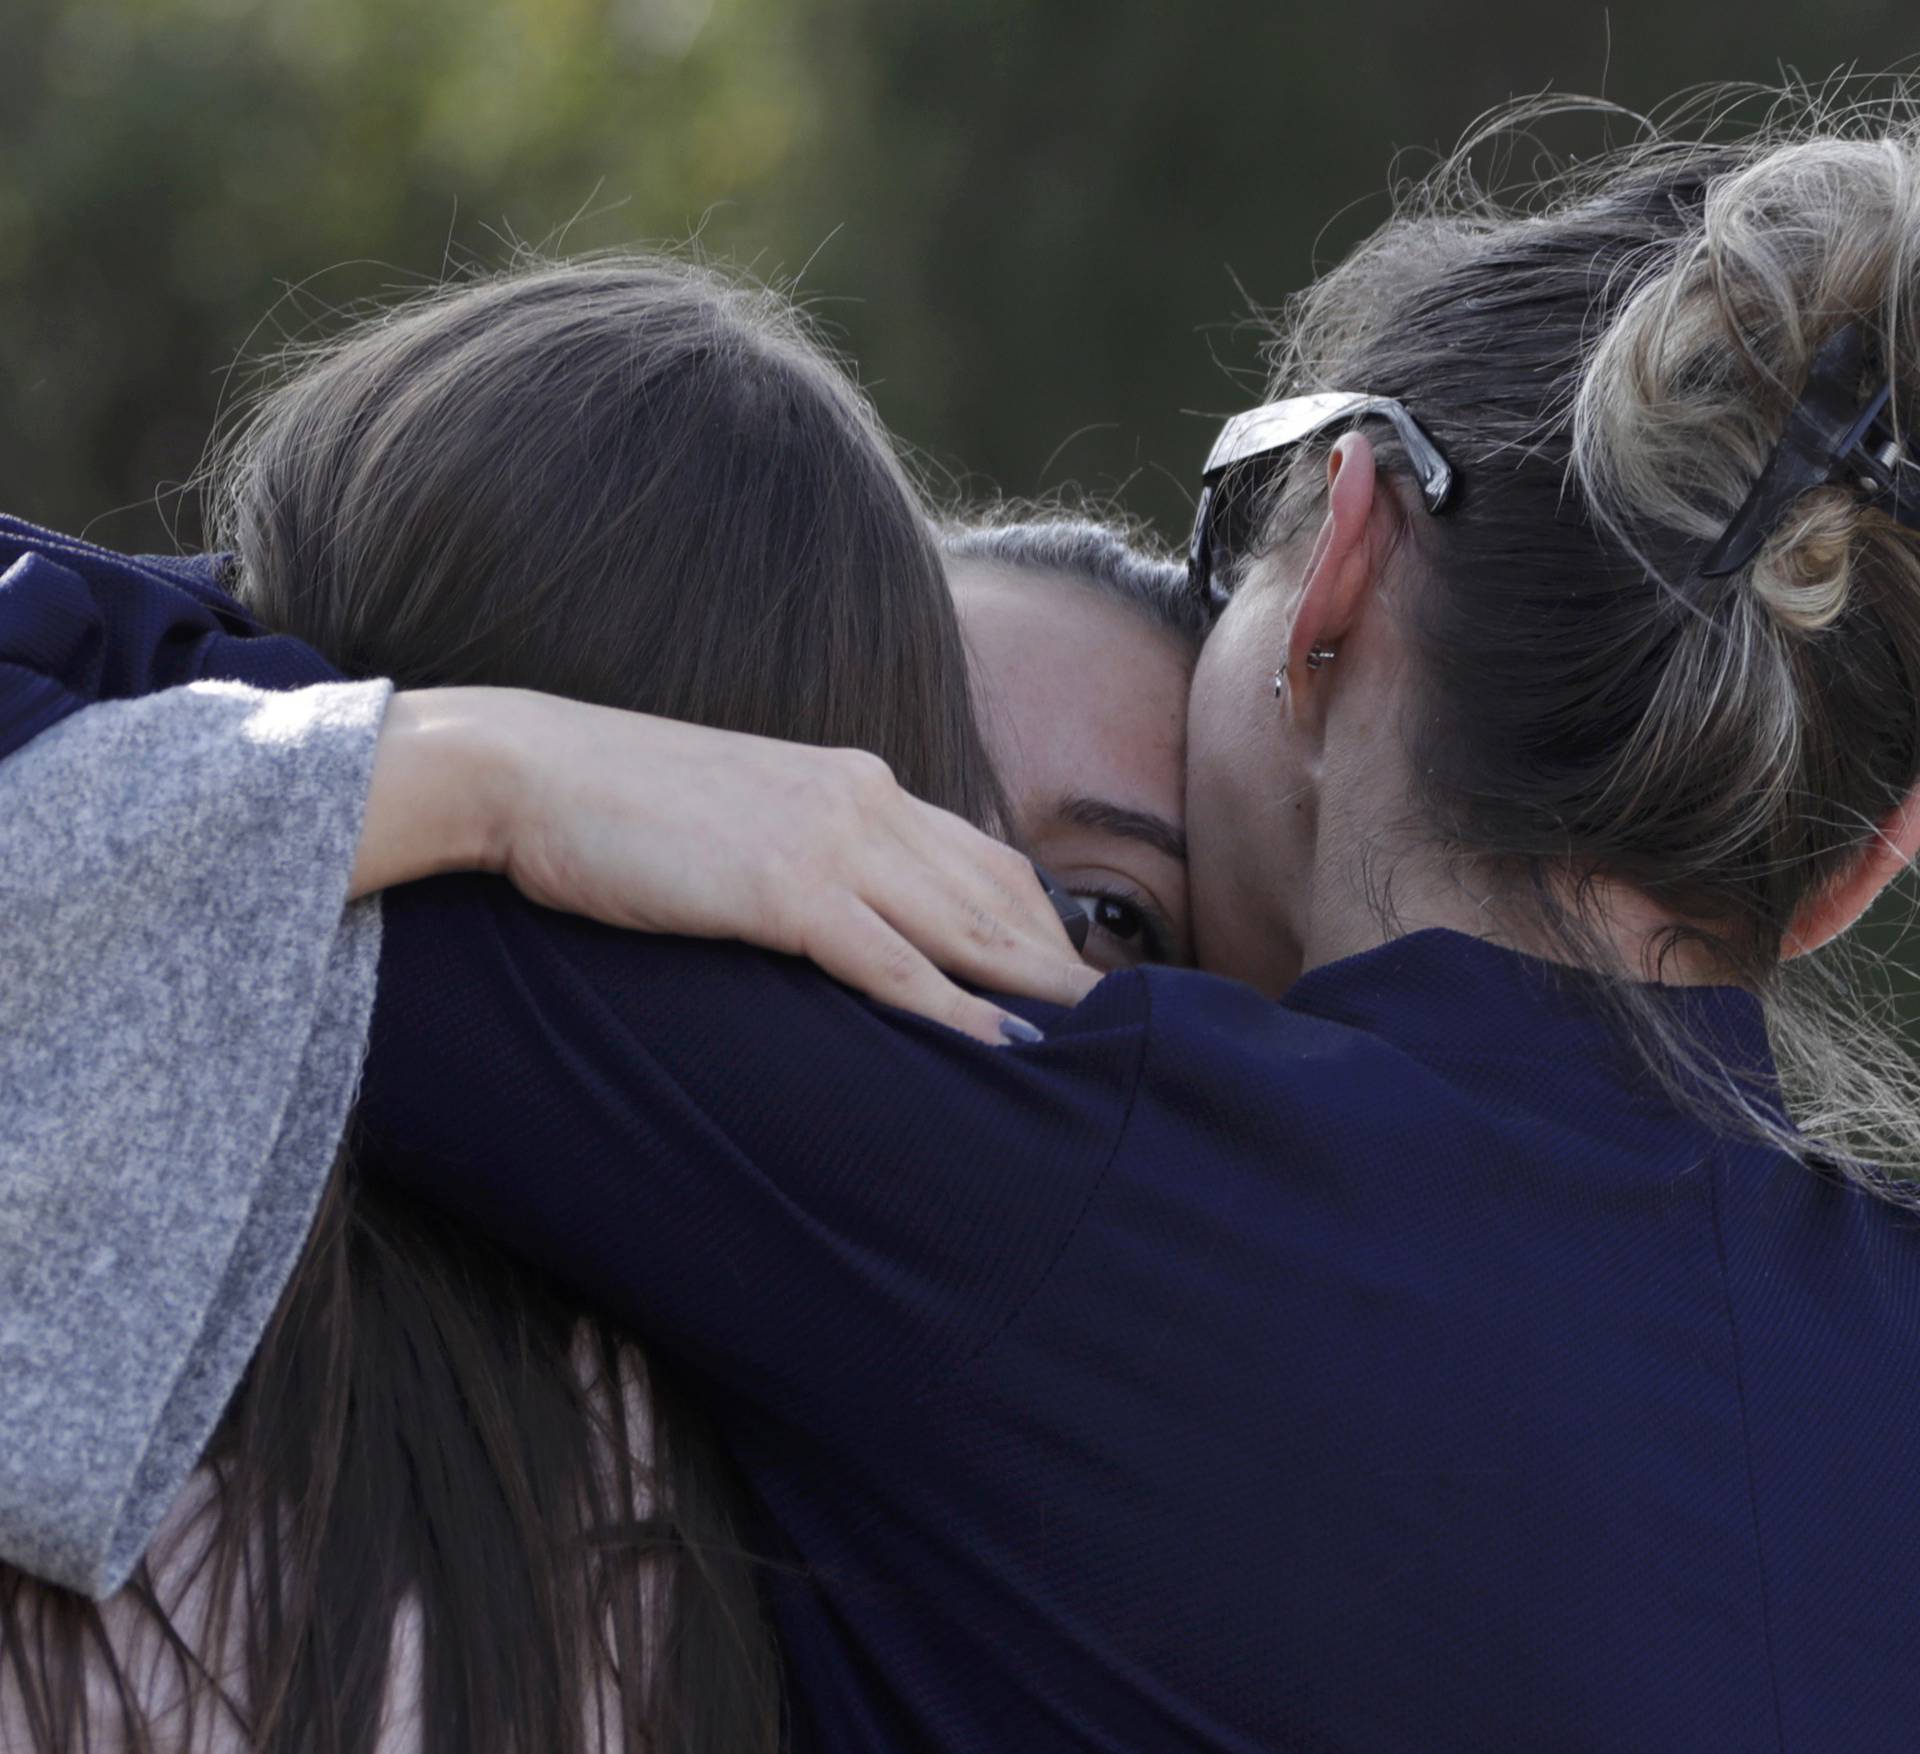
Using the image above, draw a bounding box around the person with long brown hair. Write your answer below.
[0,258,1126,1752]
[342,102,1920,1750]
[11,90,1920,1752]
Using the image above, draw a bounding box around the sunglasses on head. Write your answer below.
[1186,392,1457,615]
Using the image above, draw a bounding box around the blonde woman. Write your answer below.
[9,99,1920,1751]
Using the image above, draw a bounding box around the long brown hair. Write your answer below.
[0,256,1007,1751]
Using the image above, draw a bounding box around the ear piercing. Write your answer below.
[1274,645,1338,696]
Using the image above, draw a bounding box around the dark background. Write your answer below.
[5,0,1920,998]
[9,0,1920,548]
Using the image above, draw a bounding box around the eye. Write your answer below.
[1072,887,1172,971]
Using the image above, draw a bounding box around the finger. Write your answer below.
[879,812,1100,1001]
[856,862,1099,1008]
[855,792,1095,1000]
[903,800,1087,960]
[974,837,1081,955]
[934,899,1101,1006]
[801,898,1044,1047]
[943,845,1101,995]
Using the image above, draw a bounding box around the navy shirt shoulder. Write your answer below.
[3,524,1917,1749]
[0,516,341,762]
[364,873,1153,1421]
[361,893,1920,1753]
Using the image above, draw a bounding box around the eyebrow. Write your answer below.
[1051,795,1188,865]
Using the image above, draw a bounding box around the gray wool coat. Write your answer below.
[0,679,390,1598]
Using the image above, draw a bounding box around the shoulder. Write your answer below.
[370,874,1155,1197]
[1128,961,1416,1112]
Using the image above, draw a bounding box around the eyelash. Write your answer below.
[1071,884,1173,966]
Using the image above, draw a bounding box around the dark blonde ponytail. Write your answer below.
[1255,92,1920,1183]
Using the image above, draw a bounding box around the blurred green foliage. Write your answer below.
[9,0,1920,549]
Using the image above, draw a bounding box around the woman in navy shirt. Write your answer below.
[350,122,1920,1750]
[10,112,1920,1751]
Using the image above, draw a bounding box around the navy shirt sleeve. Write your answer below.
[362,874,1150,1424]
[0,515,342,762]
[0,520,1152,1428]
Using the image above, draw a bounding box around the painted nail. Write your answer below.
[999,1015,1045,1045]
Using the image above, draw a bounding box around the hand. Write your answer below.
[357,688,1101,1045]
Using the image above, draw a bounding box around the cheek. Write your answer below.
[1186,596,1286,828]
[1185,589,1311,985]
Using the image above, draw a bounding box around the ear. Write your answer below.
[1783,780,1920,957]
[1286,433,1381,681]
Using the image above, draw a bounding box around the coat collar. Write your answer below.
[1282,927,1780,1116]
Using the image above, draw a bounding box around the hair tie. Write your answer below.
[1698,321,1920,579]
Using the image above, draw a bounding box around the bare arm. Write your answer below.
[353,687,1099,1044]
[347,689,513,899]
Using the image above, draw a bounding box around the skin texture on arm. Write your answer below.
[354,687,1099,1044]
[346,690,509,901]
[0,519,1095,1045]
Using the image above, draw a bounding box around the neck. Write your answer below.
[1298,782,1726,991]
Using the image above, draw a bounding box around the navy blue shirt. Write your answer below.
[0,513,342,752]
[4,520,1919,1749]
[361,880,1920,1753]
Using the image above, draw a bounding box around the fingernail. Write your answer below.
[999,1015,1045,1045]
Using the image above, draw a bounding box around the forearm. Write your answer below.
[351,685,1095,1038]
[0,519,1091,1028]
[348,688,521,900]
